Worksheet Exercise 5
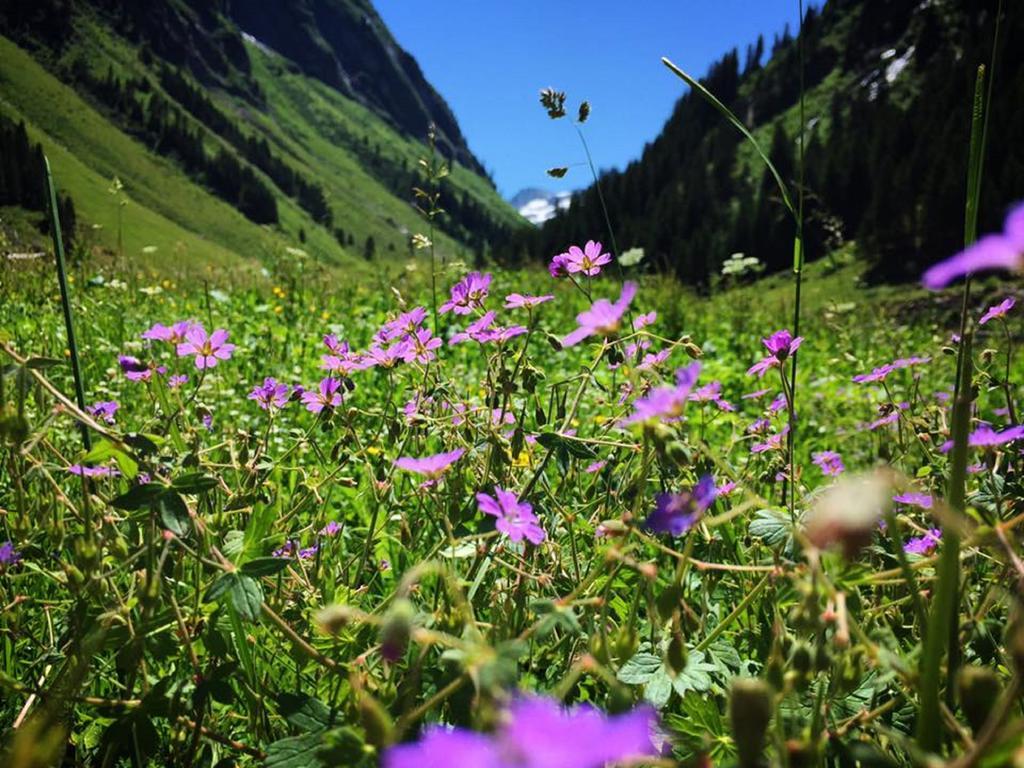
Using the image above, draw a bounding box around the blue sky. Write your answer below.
[374,1,806,199]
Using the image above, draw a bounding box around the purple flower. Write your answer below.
[362,340,408,369]
[549,252,570,278]
[632,311,657,330]
[646,475,717,536]
[868,407,903,430]
[87,400,119,424]
[636,348,671,371]
[377,307,428,342]
[852,364,896,384]
[394,448,465,478]
[893,492,933,509]
[891,356,931,369]
[176,327,235,369]
[742,388,770,400]
[689,380,734,411]
[402,328,443,364]
[323,334,348,355]
[621,361,701,425]
[969,424,1024,447]
[980,297,1016,325]
[904,528,942,555]
[812,450,845,476]
[383,696,658,768]
[320,521,342,537]
[142,320,195,344]
[168,374,189,389]
[67,464,120,478]
[0,541,21,567]
[768,393,788,414]
[499,696,658,768]
[505,293,554,309]
[248,377,290,411]
[440,272,492,315]
[747,330,803,377]
[922,203,1024,289]
[563,240,612,277]
[562,282,637,347]
[476,487,546,545]
[585,460,607,473]
[752,424,789,453]
[119,355,160,382]
[450,311,497,346]
[301,378,343,413]
[384,727,499,768]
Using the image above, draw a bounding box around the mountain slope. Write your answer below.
[511,0,1023,286]
[0,0,523,273]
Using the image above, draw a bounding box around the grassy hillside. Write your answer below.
[0,5,523,275]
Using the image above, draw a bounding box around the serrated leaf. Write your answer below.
[617,652,662,685]
[204,573,235,603]
[749,509,791,548]
[671,650,717,697]
[278,693,333,732]
[644,667,673,708]
[223,530,246,557]
[172,473,218,494]
[265,732,324,768]
[229,574,263,622]
[110,483,166,511]
[240,557,289,577]
[536,431,597,459]
[156,492,190,536]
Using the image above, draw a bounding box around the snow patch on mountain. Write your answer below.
[510,189,572,226]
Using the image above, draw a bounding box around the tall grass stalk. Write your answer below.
[916,49,997,752]
[788,0,807,526]
[44,155,90,452]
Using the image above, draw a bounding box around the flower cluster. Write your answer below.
[383,696,658,768]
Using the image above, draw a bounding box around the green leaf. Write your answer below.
[265,732,325,768]
[662,57,793,216]
[229,574,264,622]
[277,693,334,732]
[172,472,218,494]
[671,650,717,697]
[749,509,791,548]
[110,483,166,510]
[155,492,190,536]
[240,557,289,577]
[25,357,63,370]
[644,667,673,708]
[204,573,234,603]
[536,431,597,459]
[617,652,662,685]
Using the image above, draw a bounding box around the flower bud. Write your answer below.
[359,690,395,748]
[379,598,415,662]
[667,633,687,675]
[729,678,773,768]
[957,665,1002,734]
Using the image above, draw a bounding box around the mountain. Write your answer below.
[506,0,1023,286]
[509,188,572,226]
[0,0,523,272]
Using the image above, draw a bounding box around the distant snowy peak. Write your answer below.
[510,189,572,226]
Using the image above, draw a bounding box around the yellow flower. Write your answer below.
[274,305,284,315]
[365,446,382,456]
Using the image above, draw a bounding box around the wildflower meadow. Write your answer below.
[2,8,1024,768]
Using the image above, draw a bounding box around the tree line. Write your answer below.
[0,116,77,247]
[504,0,1023,286]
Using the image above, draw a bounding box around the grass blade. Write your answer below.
[661,56,794,217]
